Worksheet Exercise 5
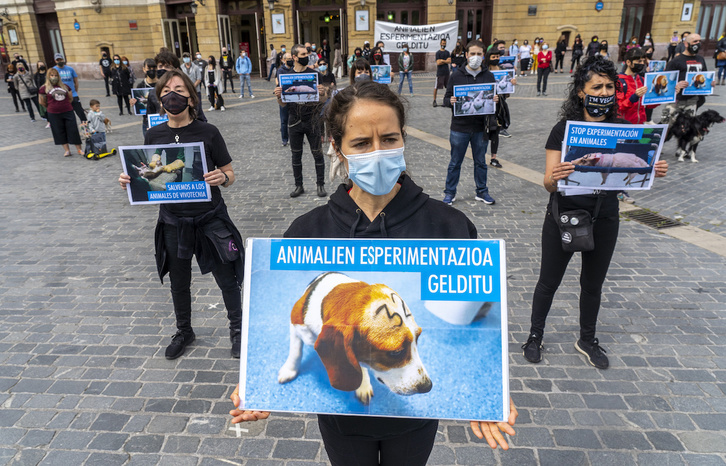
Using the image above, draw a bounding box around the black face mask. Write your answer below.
[161,91,189,115]
[39,66,46,71]
[583,94,616,118]
[306,47,312,53]
[689,43,700,54]
[488,58,500,67]
[157,69,167,79]
[146,70,157,79]
[297,56,309,67]
[285,59,294,68]
[630,63,645,74]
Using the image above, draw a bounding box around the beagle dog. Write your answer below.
[277,272,432,404]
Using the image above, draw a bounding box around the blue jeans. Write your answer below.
[444,130,489,197]
[279,104,289,144]
[267,63,276,80]
[717,64,726,80]
[239,74,253,96]
[398,71,413,94]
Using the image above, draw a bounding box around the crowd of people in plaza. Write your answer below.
[3,26,724,464]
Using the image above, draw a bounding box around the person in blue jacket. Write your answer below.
[235,51,254,98]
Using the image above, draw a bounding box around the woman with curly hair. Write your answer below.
[521,56,669,370]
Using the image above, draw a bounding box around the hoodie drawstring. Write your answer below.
[349,209,362,238]
[379,212,387,237]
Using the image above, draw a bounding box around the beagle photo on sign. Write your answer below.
[277,272,433,405]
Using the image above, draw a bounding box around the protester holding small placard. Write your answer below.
[521,56,668,370]
[118,69,244,360]
[230,80,517,466]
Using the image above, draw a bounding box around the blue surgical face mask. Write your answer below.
[114,59,120,65]
[183,57,191,63]
[341,146,406,196]
[319,65,328,72]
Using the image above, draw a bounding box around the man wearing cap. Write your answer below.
[53,53,86,122]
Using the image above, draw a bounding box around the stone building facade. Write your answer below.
[0,0,718,78]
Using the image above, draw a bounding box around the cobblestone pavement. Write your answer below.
[0,73,725,466]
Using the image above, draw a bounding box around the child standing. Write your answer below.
[85,99,112,159]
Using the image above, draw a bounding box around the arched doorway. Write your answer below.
[221,0,267,76]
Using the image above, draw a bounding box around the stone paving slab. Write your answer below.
[1,74,725,465]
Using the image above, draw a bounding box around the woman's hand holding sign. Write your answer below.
[470,398,518,450]
[229,383,270,423]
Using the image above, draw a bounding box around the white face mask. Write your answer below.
[468,55,483,69]
[543,45,549,50]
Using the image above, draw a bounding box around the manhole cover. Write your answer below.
[622,209,683,230]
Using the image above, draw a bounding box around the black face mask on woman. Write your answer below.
[583,94,616,118]
[160,91,189,115]
[630,63,645,74]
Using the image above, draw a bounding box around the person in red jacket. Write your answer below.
[614,47,649,204]
[616,47,648,124]
[537,43,552,96]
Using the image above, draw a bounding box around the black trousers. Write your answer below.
[319,418,438,466]
[530,209,619,342]
[555,53,564,70]
[72,96,87,122]
[103,73,111,95]
[222,69,235,93]
[22,96,40,120]
[208,86,223,108]
[10,88,25,111]
[117,94,130,113]
[487,127,500,154]
[289,118,325,187]
[570,56,581,72]
[537,67,551,92]
[163,224,242,336]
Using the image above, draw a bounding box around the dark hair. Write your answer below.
[291,44,305,57]
[208,56,217,67]
[89,99,100,107]
[143,58,156,69]
[624,47,646,62]
[182,52,190,58]
[325,81,406,154]
[349,58,372,85]
[121,56,130,69]
[591,35,598,41]
[466,40,485,53]
[370,47,384,64]
[334,42,341,50]
[560,55,619,122]
[155,69,199,120]
[155,50,180,69]
[485,48,501,62]
[493,40,506,49]
[681,31,690,39]
[353,47,363,55]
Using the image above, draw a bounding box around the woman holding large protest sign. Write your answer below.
[118,69,244,360]
[521,56,668,370]
[230,81,517,465]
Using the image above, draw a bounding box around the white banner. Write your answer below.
[374,20,458,53]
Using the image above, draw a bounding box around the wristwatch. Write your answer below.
[222,172,229,186]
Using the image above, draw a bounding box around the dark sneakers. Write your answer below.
[521,334,543,363]
[575,338,609,369]
[165,331,195,360]
[231,333,241,359]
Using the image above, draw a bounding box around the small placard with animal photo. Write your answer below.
[118,143,211,205]
[642,70,679,105]
[558,121,668,191]
[239,238,510,422]
[131,87,153,116]
[491,70,516,95]
[497,56,517,71]
[682,71,715,96]
[453,83,496,116]
[371,65,391,84]
[647,60,666,73]
[279,72,319,103]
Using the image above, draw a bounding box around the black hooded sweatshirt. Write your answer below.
[284,174,476,439]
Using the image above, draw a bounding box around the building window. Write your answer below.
[8,27,19,46]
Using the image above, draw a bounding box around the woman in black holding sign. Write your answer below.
[521,56,668,369]
[229,81,517,466]
[118,70,244,360]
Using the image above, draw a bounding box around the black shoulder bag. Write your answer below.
[551,193,603,252]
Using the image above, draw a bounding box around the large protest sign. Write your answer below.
[558,121,667,191]
[279,73,319,103]
[239,238,509,422]
[374,20,458,52]
[119,143,211,205]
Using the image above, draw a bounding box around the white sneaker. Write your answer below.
[250,95,255,99]
[45,122,51,129]
[220,106,226,111]
[208,106,215,111]
[238,95,244,99]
